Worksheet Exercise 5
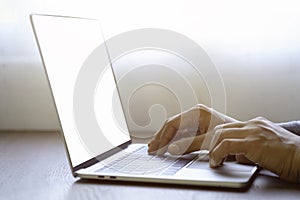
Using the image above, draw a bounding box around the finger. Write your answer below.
[236,154,255,165]
[209,127,251,151]
[148,118,175,154]
[148,140,160,154]
[167,135,206,155]
[147,122,169,154]
[214,121,245,131]
[211,122,246,151]
[147,118,178,155]
[156,123,178,155]
[156,108,201,155]
[210,138,247,168]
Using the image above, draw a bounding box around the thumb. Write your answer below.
[235,154,255,165]
[167,135,205,155]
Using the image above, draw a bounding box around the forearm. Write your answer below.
[277,121,300,183]
[278,121,300,136]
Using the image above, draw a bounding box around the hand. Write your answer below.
[147,104,237,155]
[210,117,300,183]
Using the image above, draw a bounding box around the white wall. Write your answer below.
[1,0,300,131]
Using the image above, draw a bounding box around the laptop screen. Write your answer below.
[31,15,131,167]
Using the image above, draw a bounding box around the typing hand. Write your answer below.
[209,117,300,183]
[147,104,237,156]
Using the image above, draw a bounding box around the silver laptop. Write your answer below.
[30,14,259,188]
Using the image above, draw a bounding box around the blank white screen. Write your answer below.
[31,15,130,167]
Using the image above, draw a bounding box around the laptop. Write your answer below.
[30,14,259,188]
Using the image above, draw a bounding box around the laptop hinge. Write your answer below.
[73,140,132,172]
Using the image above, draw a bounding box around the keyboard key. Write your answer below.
[96,146,196,176]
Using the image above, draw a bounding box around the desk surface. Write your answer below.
[0,131,299,200]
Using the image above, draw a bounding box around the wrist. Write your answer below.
[282,145,300,183]
[276,144,300,183]
[291,146,300,183]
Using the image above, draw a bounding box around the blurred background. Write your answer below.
[1,0,300,134]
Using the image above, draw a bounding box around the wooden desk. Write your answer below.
[0,131,299,200]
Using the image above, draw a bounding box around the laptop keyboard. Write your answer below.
[96,146,196,176]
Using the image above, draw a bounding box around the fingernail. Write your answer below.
[147,149,155,155]
[168,144,180,155]
[210,158,218,167]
